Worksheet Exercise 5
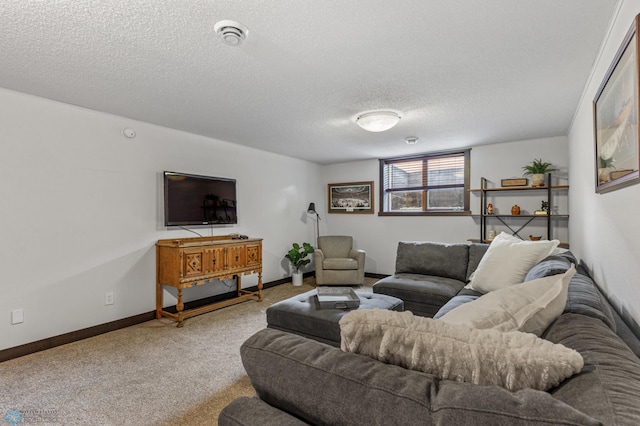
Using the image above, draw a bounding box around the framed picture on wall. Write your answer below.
[327,181,374,214]
[593,14,640,194]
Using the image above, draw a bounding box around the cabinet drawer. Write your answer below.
[204,247,226,274]
[246,243,261,267]
[227,245,246,270]
[182,249,205,278]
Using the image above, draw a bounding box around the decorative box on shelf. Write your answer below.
[500,178,528,187]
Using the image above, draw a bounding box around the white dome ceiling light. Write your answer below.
[214,20,249,46]
[355,111,401,132]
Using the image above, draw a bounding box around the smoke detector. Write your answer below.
[214,20,249,46]
[405,137,419,145]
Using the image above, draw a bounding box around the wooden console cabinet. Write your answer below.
[156,235,263,327]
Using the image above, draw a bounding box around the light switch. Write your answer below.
[11,309,24,324]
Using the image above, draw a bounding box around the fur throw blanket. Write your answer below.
[339,309,583,391]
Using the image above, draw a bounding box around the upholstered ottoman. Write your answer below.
[266,289,404,347]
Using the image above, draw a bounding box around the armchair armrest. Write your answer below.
[349,249,365,263]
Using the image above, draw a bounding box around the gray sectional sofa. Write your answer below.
[219,242,640,425]
[372,241,488,317]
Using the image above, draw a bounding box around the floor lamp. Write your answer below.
[307,202,320,242]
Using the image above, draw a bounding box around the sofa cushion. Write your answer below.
[467,232,559,293]
[433,292,481,319]
[395,241,469,282]
[545,313,640,425]
[373,273,465,317]
[219,396,309,426]
[322,258,357,270]
[564,268,616,331]
[439,266,575,336]
[340,309,583,392]
[466,242,489,281]
[524,251,577,281]
[241,328,600,426]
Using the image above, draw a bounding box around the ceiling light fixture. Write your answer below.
[355,111,401,132]
[405,137,418,145]
[214,20,249,46]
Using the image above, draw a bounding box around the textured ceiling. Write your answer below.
[0,1,618,164]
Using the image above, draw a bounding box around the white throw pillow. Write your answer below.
[339,309,583,392]
[467,232,559,293]
[440,265,575,336]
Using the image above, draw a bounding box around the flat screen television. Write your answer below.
[163,171,237,226]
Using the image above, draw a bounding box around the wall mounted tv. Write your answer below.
[163,171,237,226]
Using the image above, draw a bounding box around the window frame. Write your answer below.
[378,149,471,216]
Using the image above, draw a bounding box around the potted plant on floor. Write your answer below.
[285,242,314,286]
[522,158,556,187]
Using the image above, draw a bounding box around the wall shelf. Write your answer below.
[470,185,569,192]
[471,174,569,244]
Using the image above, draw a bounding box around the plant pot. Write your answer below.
[531,174,545,187]
[292,272,303,286]
[598,168,611,184]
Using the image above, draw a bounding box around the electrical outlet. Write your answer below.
[105,292,114,306]
[11,309,24,325]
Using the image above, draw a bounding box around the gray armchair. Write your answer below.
[314,236,365,285]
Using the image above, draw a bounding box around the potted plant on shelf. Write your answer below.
[598,155,615,184]
[285,242,314,286]
[522,158,556,187]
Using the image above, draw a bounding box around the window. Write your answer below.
[379,150,470,215]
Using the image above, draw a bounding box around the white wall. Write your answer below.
[568,0,640,328]
[11,4,640,349]
[321,136,569,274]
[0,88,322,350]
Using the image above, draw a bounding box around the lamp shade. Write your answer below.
[307,203,316,214]
[356,111,401,132]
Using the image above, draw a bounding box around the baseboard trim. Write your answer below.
[1,271,383,363]
[0,276,298,363]
[0,311,157,363]
[365,272,389,279]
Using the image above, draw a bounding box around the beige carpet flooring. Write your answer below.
[0,278,377,425]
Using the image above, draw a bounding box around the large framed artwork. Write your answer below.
[327,181,374,214]
[593,14,640,194]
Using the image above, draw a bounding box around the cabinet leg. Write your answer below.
[257,272,263,301]
[156,282,162,320]
[176,288,184,328]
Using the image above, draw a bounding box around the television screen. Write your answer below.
[164,171,237,226]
